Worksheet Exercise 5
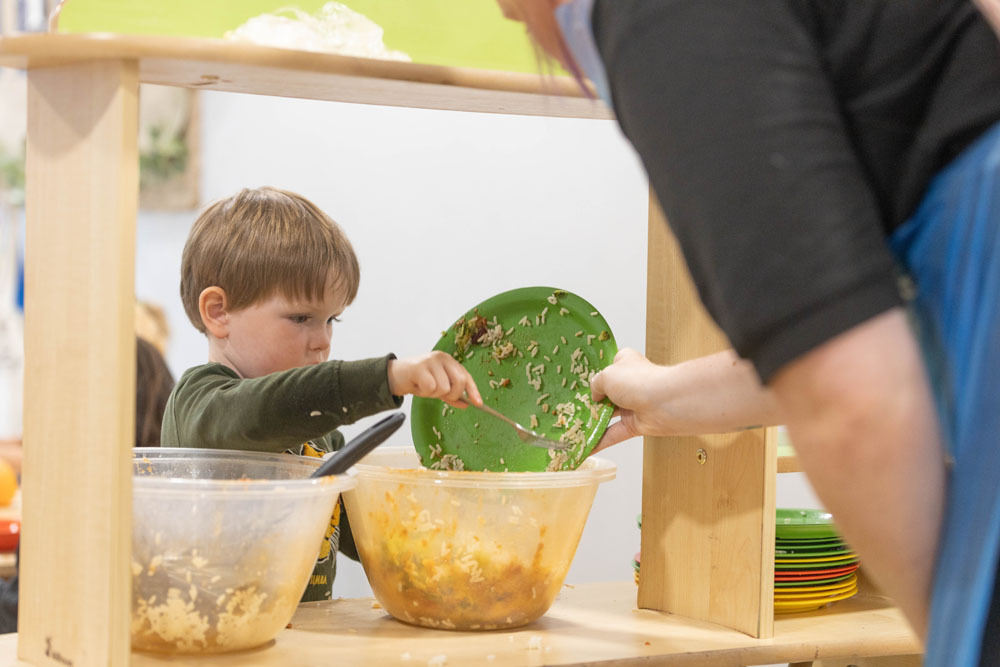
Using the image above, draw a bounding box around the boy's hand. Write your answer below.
[388,352,483,408]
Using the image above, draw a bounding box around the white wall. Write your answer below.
[134,90,821,600]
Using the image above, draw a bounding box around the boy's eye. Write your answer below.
[290,315,310,324]
[327,316,342,325]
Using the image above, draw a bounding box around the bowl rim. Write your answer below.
[348,447,616,488]
[132,447,355,497]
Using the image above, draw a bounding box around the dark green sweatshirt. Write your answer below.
[160,355,402,601]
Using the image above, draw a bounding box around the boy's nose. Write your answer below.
[310,331,331,353]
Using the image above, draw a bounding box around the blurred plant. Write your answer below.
[0,142,25,209]
[139,124,189,188]
[0,126,189,206]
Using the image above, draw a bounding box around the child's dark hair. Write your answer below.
[136,337,174,446]
[180,187,361,333]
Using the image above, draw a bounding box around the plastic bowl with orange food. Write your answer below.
[130,448,354,654]
[343,447,615,631]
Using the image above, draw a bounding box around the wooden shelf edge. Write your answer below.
[0,33,615,118]
[777,437,801,473]
[778,453,802,473]
[0,581,919,666]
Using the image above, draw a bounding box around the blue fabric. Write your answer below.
[15,259,22,313]
[555,0,613,108]
[889,120,1000,667]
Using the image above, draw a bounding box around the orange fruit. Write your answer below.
[0,458,18,506]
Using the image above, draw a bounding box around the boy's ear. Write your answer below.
[199,287,230,339]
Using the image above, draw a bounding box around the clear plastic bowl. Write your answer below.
[343,447,615,631]
[130,448,354,654]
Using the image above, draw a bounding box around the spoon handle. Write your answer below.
[311,412,405,478]
[457,393,570,451]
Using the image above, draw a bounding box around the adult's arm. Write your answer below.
[977,0,1000,34]
[591,348,782,450]
[771,307,944,638]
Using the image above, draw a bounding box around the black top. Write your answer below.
[593,0,1000,380]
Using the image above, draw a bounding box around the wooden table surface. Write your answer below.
[0,580,919,666]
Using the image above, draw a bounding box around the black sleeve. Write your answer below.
[0,550,17,634]
[0,574,16,634]
[594,0,903,381]
[337,497,360,562]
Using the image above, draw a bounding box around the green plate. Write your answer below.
[411,287,617,472]
[774,557,859,570]
[775,545,853,557]
[775,509,840,540]
[776,534,844,543]
[774,572,857,588]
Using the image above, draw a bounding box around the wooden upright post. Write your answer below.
[639,191,777,638]
[20,60,138,665]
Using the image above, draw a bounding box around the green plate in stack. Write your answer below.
[411,287,617,472]
[775,509,839,541]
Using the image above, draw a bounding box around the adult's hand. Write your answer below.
[590,349,667,451]
[590,348,782,453]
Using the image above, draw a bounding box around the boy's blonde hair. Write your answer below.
[181,187,360,333]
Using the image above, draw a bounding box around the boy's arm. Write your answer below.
[170,356,402,452]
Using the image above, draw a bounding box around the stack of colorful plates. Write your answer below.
[774,509,859,613]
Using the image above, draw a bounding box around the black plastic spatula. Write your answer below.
[310,412,405,478]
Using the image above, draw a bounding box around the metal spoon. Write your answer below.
[310,412,405,478]
[457,393,570,451]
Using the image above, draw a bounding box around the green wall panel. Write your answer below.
[55,0,552,74]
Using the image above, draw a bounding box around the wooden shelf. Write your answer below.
[778,441,801,473]
[0,581,919,666]
[0,33,613,118]
[2,31,916,665]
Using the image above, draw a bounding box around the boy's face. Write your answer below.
[221,284,348,379]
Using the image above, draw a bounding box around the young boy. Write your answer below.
[161,186,481,601]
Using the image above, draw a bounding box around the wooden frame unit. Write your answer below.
[21,59,138,666]
[641,194,777,638]
[0,32,917,666]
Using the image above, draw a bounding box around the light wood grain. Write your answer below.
[0,581,923,666]
[20,60,138,666]
[778,453,802,473]
[807,657,922,667]
[640,192,777,638]
[0,33,613,119]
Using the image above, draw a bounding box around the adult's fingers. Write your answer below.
[613,347,643,364]
[592,418,640,453]
[590,368,610,404]
[592,347,644,403]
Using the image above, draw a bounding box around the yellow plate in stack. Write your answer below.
[774,554,858,564]
[775,582,858,600]
[774,587,858,613]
